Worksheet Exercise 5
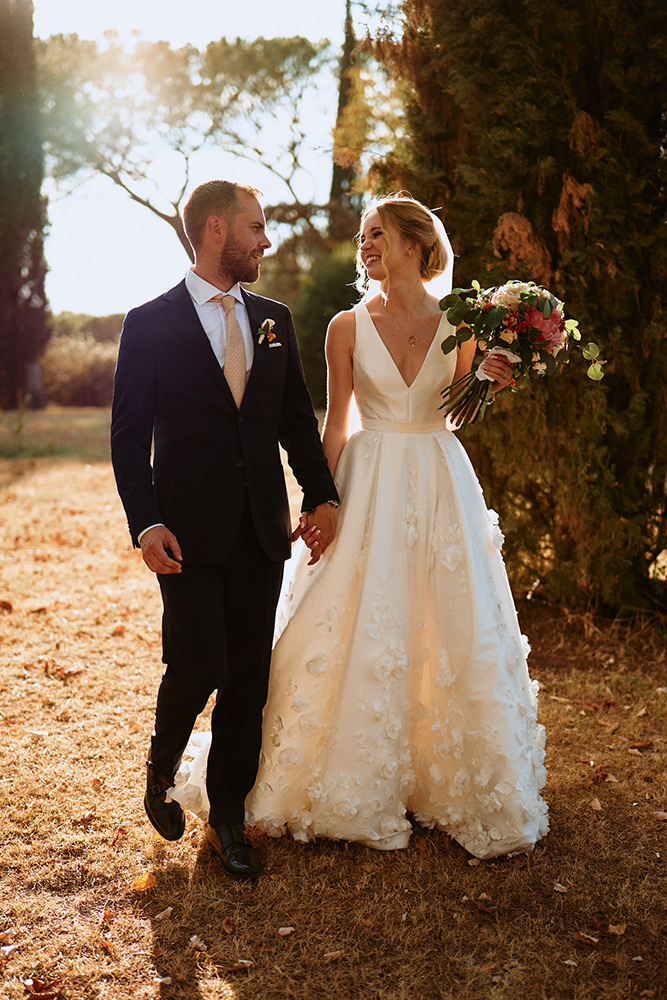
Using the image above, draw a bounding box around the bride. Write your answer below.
[171,192,549,859]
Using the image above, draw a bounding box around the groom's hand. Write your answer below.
[140,525,183,574]
[292,503,339,565]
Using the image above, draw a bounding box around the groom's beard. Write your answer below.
[218,237,262,285]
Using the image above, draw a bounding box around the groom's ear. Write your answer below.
[205,214,228,246]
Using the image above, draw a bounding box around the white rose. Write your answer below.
[491,281,532,309]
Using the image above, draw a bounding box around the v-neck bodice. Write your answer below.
[352,303,457,427]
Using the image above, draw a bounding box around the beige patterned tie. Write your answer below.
[211,293,246,407]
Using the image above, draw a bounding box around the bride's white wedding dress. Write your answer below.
[169,303,549,859]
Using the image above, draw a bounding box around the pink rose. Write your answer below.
[525,306,565,351]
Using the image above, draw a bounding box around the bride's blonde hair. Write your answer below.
[355,191,448,297]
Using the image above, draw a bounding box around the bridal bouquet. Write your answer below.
[439,280,604,428]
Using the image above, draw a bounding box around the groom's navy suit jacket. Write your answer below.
[111,279,337,565]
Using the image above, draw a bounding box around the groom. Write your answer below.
[111,180,339,880]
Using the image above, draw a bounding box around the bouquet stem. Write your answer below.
[440,372,493,429]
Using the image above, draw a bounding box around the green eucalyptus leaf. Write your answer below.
[482,305,507,328]
[441,334,458,354]
[582,343,600,360]
[588,362,605,380]
[440,292,461,310]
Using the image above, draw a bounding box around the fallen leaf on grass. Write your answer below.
[588,769,608,788]
[607,721,621,734]
[55,707,70,722]
[324,951,342,961]
[131,872,155,892]
[608,923,627,936]
[100,909,114,925]
[629,741,653,750]
[0,600,13,612]
[229,959,253,971]
[23,978,65,998]
[574,931,599,945]
[651,811,667,821]
[628,748,643,756]
[92,777,104,788]
[277,926,295,936]
[79,809,96,824]
[562,959,578,967]
[222,917,233,934]
[111,624,126,636]
[153,977,172,986]
[155,907,173,921]
[553,882,569,893]
[109,826,128,846]
[1,943,18,956]
[635,707,648,717]
[590,798,602,811]
[473,896,497,914]
[189,935,207,952]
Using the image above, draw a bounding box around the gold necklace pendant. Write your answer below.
[409,335,417,348]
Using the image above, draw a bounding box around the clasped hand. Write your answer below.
[291,502,339,565]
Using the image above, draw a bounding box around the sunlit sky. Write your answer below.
[33,1,352,315]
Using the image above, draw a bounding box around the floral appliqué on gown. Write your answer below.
[169,304,549,859]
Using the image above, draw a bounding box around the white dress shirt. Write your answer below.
[185,268,254,374]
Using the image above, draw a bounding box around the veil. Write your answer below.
[362,207,455,304]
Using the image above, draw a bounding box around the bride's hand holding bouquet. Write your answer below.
[440,280,605,428]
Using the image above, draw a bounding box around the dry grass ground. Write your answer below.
[0,409,665,1000]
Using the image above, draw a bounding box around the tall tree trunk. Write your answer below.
[0,0,49,410]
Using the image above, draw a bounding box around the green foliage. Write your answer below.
[371,0,667,612]
[293,243,359,408]
[37,33,333,258]
[257,241,358,409]
[41,315,122,406]
[0,0,49,409]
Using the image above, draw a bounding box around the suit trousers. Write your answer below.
[151,499,284,825]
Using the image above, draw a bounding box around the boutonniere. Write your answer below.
[257,318,281,346]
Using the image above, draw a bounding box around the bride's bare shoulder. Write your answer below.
[326,306,357,340]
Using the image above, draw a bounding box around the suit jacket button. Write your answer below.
[236,459,244,468]
[238,414,244,423]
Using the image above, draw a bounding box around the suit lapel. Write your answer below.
[242,287,269,406]
[161,280,234,402]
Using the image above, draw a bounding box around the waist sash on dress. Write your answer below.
[360,417,444,434]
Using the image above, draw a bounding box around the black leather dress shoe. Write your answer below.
[205,823,263,881]
[144,762,185,841]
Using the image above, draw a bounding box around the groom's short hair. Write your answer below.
[183,180,263,251]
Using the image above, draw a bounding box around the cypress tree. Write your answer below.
[0,0,49,409]
[371,0,667,612]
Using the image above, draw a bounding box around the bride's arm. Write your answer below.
[321,310,355,477]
